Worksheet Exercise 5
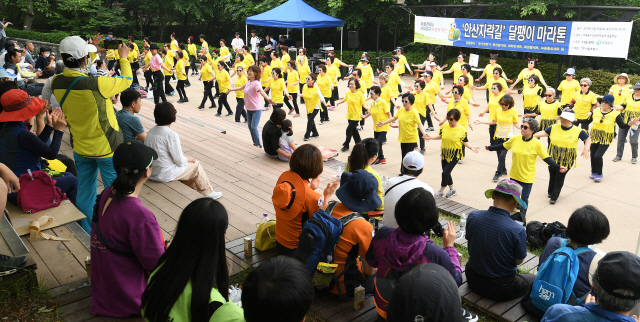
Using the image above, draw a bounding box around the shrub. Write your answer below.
[6,29,71,44]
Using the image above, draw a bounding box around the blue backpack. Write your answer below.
[530,239,592,311]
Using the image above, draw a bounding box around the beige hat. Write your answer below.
[614,73,630,84]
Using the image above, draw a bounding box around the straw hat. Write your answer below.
[614,73,630,84]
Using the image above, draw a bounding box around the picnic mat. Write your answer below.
[6,200,85,236]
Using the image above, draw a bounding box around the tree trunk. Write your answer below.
[23,1,35,30]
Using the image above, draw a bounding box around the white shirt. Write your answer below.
[250,36,260,53]
[382,175,435,228]
[231,38,244,51]
[41,75,60,108]
[145,125,189,183]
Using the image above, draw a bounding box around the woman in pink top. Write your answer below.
[229,64,275,148]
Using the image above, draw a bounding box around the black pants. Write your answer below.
[299,84,305,104]
[590,143,609,175]
[495,137,508,174]
[284,94,299,114]
[107,60,120,76]
[489,124,497,145]
[320,97,331,121]
[107,59,116,72]
[466,266,536,302]
[418,114,427,149]
[164,75,174,94]
[200,81,216,107]
[440,157,459,187]
[331,87,338,105]
[184,66,191,86]
[56,153,77,177]
[360,107,367,126]
[262,87,270,107]
[235,98,247,121]
[343,120,361,147]
[425,109,434,128]
[548,166,569,200]
[152,70,167,104]
[573,118,591,130]
[374,131,387,160]
[400,142,418,174]
[276,241,296,258]
[217,93,233,114]
[189,56,196,72]
[144,70,153,88]
[273,103,284,109]
[305,109,319,139]
[130,63,139,85]
[214,81,220,96]
[176,80,187,100]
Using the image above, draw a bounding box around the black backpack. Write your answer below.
[526,221,566,249]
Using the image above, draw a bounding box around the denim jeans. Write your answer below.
[247,110,262,147]
[512,178,532,216]
[73,152,117,233]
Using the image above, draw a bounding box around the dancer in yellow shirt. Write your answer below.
[213,61,233,117]
[284,61,300,116]
[557,68,580,105]
[174,51,188,103]
[187,36,197,75]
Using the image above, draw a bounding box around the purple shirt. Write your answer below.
[244,80,262,111]
[90,187,165,317]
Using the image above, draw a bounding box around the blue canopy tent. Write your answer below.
[245,0,344,57]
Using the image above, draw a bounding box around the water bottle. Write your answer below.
[459,213,467,232]
[334,166,343,179]
[259,212,269,224]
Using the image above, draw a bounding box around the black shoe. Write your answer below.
[548,194,552,198]
[311,134,320,139]
[303,137,310,141]
[341,146,349,152]
[209,105,216,109]
[493,172,500,182]
[185,83,191,87]
[550,199,557,205]
[0,254,27,276]
[461,307,478,322]
[183,98,189,102]
[501,170,508,176]
[177,98,185,103]
[198,105,204,110]
[214,94,220,98]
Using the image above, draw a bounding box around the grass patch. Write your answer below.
[429,232,470,266]
[0,270,60,321]
[527,245,544,257]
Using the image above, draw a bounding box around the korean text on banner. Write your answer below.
[414,16,633,59]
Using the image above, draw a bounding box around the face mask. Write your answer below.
[44,53,50,58]
[381,83,386,87]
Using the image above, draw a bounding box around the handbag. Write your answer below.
[255,219,276,251]
[17,170,67,214]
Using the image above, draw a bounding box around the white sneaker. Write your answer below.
[207,191,223,200]
[435,189,445,197]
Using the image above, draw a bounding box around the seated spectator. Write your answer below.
[242,256,314,322]
[145,102,223,199]
[387,263,464,322]
[34,46,55,78]
[328,169,379,298]
[116,89,146,142]
[40,60,65,108]
[90,59,111,77]
[262,108,288,158]
[277,119,297,161]
[542,251,640,322]
[523,205,610,318]
[90,141,165,318]
[23,40,35,67]
[3,47,44,96]
[272,144,339,257]
[344,138,384,211]
[465,179,533,302]
[366,187,465,320]
[0,89,77,204]
[382,151,434,228]
[142,198,244,322]
[0,161,26,276]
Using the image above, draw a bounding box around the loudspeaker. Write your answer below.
[348,31,359,49]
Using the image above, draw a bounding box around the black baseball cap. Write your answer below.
[595,251,640,300]
[113,141,158,174]
[251,30,256,33]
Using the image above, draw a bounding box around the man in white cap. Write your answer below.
[51,34,132,233]
[382,151,434,228]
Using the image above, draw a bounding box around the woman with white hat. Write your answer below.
[613,80,640,163]
[609,73,632,106]
[589,95,638,182]
[572,78,598,130]
[534,106,591,204]
[557,67,580,106]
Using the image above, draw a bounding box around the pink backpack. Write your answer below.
[17,170,67,214]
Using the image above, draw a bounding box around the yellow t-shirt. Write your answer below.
[297,63,310,81]
[411,91,428,117]
[517,68,544,85]
[622,96,640,123]
[127,50,139,64]
[131,43,139,54]
[431,70,443,87]
[302,84,322,113]
[558,79,581,105]
[357,79,367,96]
[106,49,119,60]
[170,40,178,51]
[522,84,544,109]
[287,70,299,93]
[590,108,621,145]
[212,57,221,76]
[162,56,174,76]
[144,52,152,66]
[483,63,503,85]
[332,57,343,77]
[175,59,186,80]
[182,51,190,67]
[281,54,291,72]
[327,65,338,86]
[381,84,393,103]
[219,46,231,61]
[388,72,402,98]
[269,78,286,104]
[201,63,213,81]
[316,74,332,98]
[344,91,365,121]
[503,135,550,184]
[396,55,408,74]
[449,62,463,84]
[483,77,508,94]
[487,92,504,117]
[539,100,562,130]
[548,124,587,169]
[201,40,209,50]
[447,98,471,129]
[609,84,632,106]
[188,44,197,56]
[371,98,390,132]
[205,53,213,64]
[217,70,231,93]
[439,123,467,162]
[490,107,519,139]
[360,64,373,88]
[235,75,247,99]
[244,52,254,66]
[261,65,272,87]
[396,107,421,143]
[270,58,283,70]
[423,81,440,106]
[572,90,597,120]
[297,55,308,67]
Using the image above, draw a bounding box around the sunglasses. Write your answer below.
[452,91,460,95]
[237,69,243,72]
[521,124,529,130]
[271,72,277,75]
[500,103,510,107]
[402,99,410,104]
[414,84,420,88]
[600,114,606,123]
[491,87,498,90]
[544,94,553,97]
[619,89,623,95]
[493,72,500,75]
[385,66,392,69]
[581,84,589,87]
[348,83,355,86]
[458,56,464,59]
[306,76,313,81]
[447,118,455,122]
[528,79,535,82]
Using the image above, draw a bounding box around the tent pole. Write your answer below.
[303,28,305,48]
[340,27,343,60]
[246,24,248,48]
